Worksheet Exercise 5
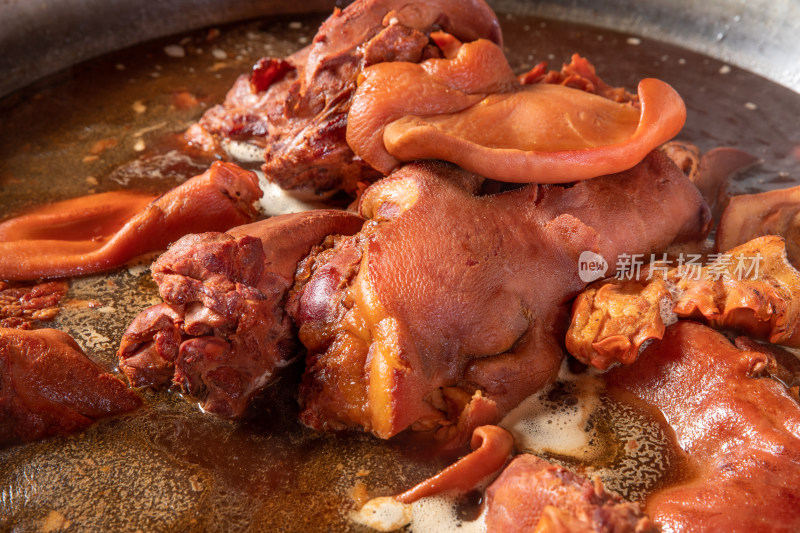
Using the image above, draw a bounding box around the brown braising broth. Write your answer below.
[1,9,799,532]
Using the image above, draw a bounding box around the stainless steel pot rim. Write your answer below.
[1,0,798,99]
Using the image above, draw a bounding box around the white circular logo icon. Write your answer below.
[578,251,608,283]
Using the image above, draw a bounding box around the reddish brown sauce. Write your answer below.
[0,10,799,532]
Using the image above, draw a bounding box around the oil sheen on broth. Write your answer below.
[0,9,798,533]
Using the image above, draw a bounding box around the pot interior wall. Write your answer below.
[1,0,799,97]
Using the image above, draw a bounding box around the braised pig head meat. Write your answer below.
[567,235,800,370]
[189,0,502,194]
[1,327,141,445]
[605,321,800,531]
[289,151,710,444]
[0,161,262,281]
[718,183,800,267]
[347,38,685,184]
[118,211,363,418]
[484,454,657,532]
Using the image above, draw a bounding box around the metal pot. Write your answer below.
[1,0,799,98]
[0,2,798,532]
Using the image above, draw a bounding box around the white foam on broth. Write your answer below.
[410,495,487,533]
[500,361,602,460]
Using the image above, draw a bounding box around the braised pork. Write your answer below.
[0,161,262,281]
[1,327,141,445]
[190,0,502,194]
[347,39,685,184]
[605,321,800,531]
[118,210,363,417]
[290,152,709,445]
[567,235,800,370]
[485,454,657,533]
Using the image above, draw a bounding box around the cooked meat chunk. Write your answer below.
[189,0,502,194]
[518,53,638,104]
[605,321,800,531]
[661,141,757,223]
[347,39,685,183]
[118,211,363,418]
[0,280,67,329]
[0,161,262,281]
[485,454,658,533]
[1,327,141,445]
[567,235,800,370]
[289,151,710,445]
[718,182,800,267]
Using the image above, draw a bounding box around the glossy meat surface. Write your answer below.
[661,142,758,224]
[118,211,363,418]
[290,151,709,444]
[395,425,514,503]
[718,183,800,266]
[347,38,685,183]
[605,321,800,532]
[567,235,800,369]
[0,161,262,281]
[485,454,657,533]
[191,0,502,194]
[1,327,141,445]
[0,280,67,329]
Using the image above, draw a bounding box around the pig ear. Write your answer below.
[0,161,262,281]
[717,183,799,257]
[395,425,514,503]
[348,38,686,184]
[346,40,514,175]
[383,77,686,184]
